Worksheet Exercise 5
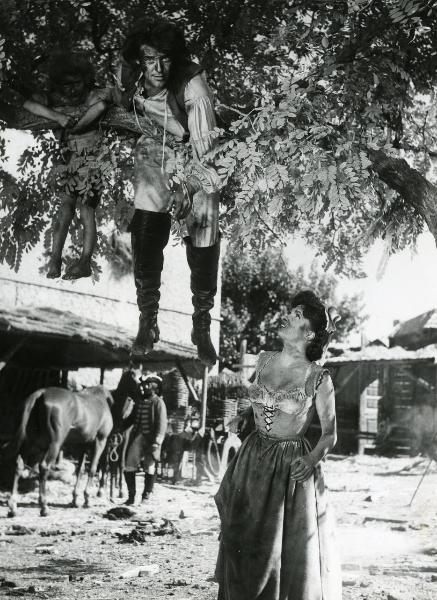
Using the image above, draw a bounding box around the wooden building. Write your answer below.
[325,344,437,455]
[238,344,437,456]
[389,309,437,350]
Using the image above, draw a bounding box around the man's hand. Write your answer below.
[151,442,161,461]
[289,455,315,482]
[172,182,194,220]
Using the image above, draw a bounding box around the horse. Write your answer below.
[5,385,116,517]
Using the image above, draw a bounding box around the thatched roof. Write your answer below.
[326,344,437,365]
[389,309,437,350]
[0,306,204,377]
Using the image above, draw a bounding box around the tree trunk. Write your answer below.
[369,149,437,244]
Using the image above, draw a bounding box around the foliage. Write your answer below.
[220,244,366,369]
[1,1,437,275]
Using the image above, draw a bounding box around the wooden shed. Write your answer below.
[326,345,437,455]
[389,309,437,350]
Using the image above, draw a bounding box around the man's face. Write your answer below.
[139,44,172,93]
[140,381,159,398]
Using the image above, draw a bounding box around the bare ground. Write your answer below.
[0,455,436,600]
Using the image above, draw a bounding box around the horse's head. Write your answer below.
[110,393,135,432]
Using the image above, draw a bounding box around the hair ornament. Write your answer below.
[325,306,341,334]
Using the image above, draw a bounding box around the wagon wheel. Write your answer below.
[218,434,241,478]
[206,430,221,477]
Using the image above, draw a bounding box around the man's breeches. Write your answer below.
[133,136,219,247]
[124,432,156,474]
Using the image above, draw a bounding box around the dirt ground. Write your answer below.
[0,454,436,600]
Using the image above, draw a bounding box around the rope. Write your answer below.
[108,432,123,463]
[161,97,168,174]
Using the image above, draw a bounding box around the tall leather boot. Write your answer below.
[123,471,136,505]
[141,473,156,503]
[130,210,171,359]
[185,237,220,367]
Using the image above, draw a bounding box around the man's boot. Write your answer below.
[185,237,220,367]
[130,210,171,359]
[141,473,156,503]
[123,471,136,505]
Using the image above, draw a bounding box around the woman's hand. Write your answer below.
[228,414,243,434]
[289,455,315,482]
[55,112,75,128]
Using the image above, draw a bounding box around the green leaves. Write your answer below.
[1,0,437,277]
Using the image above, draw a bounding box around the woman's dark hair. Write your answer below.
[47,51,95,90]
[290,290,329,362]
[122,18,189,66]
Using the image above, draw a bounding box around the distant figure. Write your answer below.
[123,374,167,504]
[22,51,108,280]
[115,19,221,366]
[215,291,342,600]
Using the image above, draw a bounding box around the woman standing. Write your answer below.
[215,290,342,600]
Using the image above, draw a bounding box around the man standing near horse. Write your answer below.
[115,19,221,368]
[123,374,167,505]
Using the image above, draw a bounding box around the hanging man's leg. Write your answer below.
[47,194,76,278]
[130,210,171,358]
[130,136,174,359]
[185,190,220,367]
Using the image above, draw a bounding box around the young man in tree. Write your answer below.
[115,20,221,367]
[22,52,108,280]
[123,374,167,504]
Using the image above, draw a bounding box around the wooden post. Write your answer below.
[176,360,200,403]
[61,370,68,388]
[100,368,105,385]
[239,339,247,381]
[200,365,208,430]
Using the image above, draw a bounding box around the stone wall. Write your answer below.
[0,237,221,356]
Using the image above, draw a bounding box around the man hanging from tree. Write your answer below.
[22,51,108,280]
[114,19,222,367]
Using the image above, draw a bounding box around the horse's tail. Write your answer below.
[3,389,46,459]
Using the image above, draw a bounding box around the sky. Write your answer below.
[285,233,437,342]
[3,130,437,342]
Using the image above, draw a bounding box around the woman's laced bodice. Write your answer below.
[248,352,328,440]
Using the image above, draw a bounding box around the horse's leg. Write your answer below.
[83,436,107,508]
[56,449,63,465]
[109,463,114,501]
[118,433,128,498]
[72,451,86,508]
[7,455,24,518]
[39,442,61,517]
[97,448,108,498]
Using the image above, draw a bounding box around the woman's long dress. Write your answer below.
[214,352,342,600]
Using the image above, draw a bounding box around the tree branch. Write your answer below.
[368,148,437,239]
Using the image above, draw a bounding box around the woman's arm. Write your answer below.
[290,372,337,482]
[309,373,337,463]
[23,97,74,128]
[71,91,107,133]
